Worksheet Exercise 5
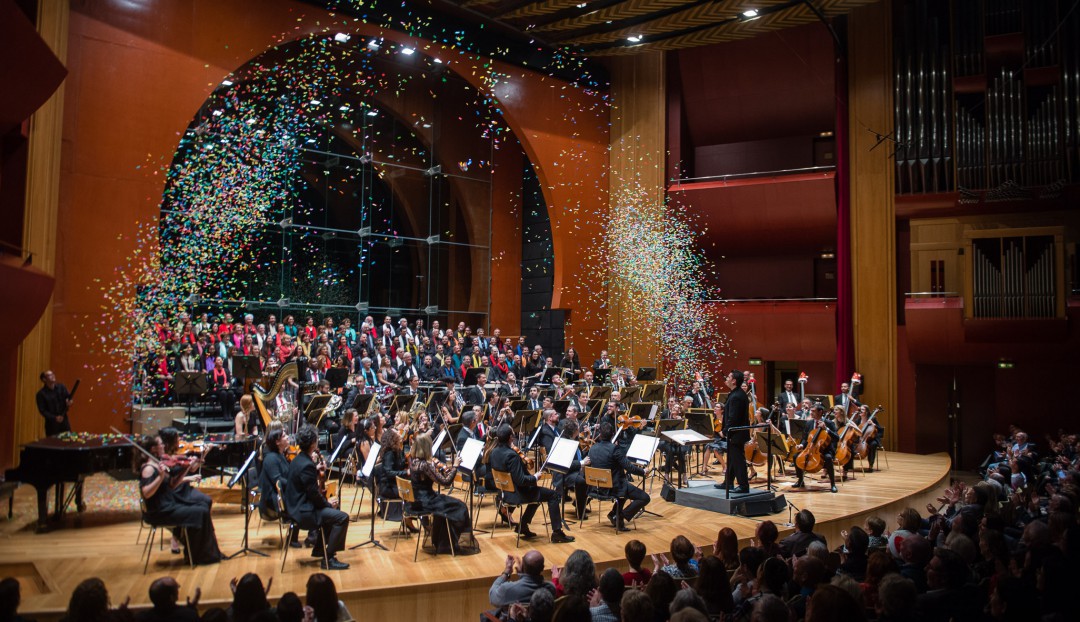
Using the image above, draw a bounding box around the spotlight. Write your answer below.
[367,39,381,50]
[221,79,234,86]
[400,47,415,55]
[366,110,378,117]
[576,2,587,7]
[310,99,321,105]
[742,8,759,18]
[627,34,643,43]
[333,33,351,43]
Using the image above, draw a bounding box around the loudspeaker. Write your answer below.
[131,406,186,435]
[731,494,788,517]
[660,483,678,503]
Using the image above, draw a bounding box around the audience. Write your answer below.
[137,578,199,622]
[304,574,350,622]
[588,569,623,622]
[0,578,33,622]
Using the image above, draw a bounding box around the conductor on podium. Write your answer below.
[716,370,749,493]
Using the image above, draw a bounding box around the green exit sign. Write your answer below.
[748,358,763,366]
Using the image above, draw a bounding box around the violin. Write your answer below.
[618,414,645,430]
[284,443,302,461]
[794,419,832,473]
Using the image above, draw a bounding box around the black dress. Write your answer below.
[140,468,222,564]
[408,458,480,555]
[377,448,408,521]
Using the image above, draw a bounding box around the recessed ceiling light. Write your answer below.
[627,34,642,43]
[211,110,223,117]
[742,9,759,18]
[400,47,415,55]
[221,79,233,86]
[339,105,350,111]
[576,2,587,7]
[333,33,351,43]
[366,111,378,117]
[433,58,443,63]
[367,39,381,50]
[310,99,321,105]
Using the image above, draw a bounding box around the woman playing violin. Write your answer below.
[135,435,222,564]
[408,434,480,555]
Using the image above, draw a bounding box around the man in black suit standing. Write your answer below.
[284,425,350,569]
[488,424,574,543]
[583,421,649,531]
[833,381,862,413]
[687,380,712,409]
[777,380,800,410]
[717,370,750,493]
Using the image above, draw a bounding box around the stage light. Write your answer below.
[221,79,233,86]
[433,58,443,63]
[576,2,587,7]
[400,47,415,55]
[310,99,321,105]
[742,9,759,18]
[627,35,642,43]
[367,39,381,50]
[366,110,378,117]
[333,33,351,43]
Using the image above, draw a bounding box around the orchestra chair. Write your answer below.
[452,471,491,529]
[395,476,453,561]
[581,466,634,534]
[491,469,548,548]
[139,499,194,574]
[276,481,328,572]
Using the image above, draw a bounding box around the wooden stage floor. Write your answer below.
[0,451,950,619]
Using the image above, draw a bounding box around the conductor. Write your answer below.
[36,370,72,436]
[716,370,749,493]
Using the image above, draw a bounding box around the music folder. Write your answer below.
[626,433,660,465]
[542,437,578,474]
[325,368,348,390]
[661,428,711,446]
[361,442,382,479]
[458,438,484,473]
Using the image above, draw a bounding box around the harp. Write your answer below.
[252,360,299,429]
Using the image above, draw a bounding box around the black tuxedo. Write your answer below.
[688,390,711,409]
[586,440,649,527]
[722,387,750,490]
[489,444,561,531]
[283,452,348,558]
[537,423,559,454]
[778,390,801,409]
[833,394,862,411]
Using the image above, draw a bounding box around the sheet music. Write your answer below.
[432,429,450,454]
[647,404,659,420]
[545,437,578,472]
[459,438,484,472]
[361,442,382,478]
[528,423,544,449]
[626,433,660,464]
[785,418,792,436]
[661,429,711,446]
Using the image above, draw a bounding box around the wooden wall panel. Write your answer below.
[13,0,68,463]
[848,0,898,447]
[607,52,665,371]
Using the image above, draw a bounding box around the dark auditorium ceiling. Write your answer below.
[431,0,882,55]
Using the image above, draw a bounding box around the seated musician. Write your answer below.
[457,410,487,478]
[687,380,712,409]
[703,403,727,474]
[157,427,212,511]
[581,421,649,531]
[556,419,590,521]
[659,404,688,477]
[791,403,840,493]
[283,425,350,570]
[333,409,358,453]
[135,435,222,564]
[832,405,857,480]
[852,404,884,472]
[537,409,560,455]
[258,429,292,528]
[233,394,260,438]
[489,424,575,543]
[408,434,480,554]
[375,427,413,528]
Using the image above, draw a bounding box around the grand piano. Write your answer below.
[4,434,132,531]
[4,432,257,531]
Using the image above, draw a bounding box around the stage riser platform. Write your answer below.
[674,483,787,516]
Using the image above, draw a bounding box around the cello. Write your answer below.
[855,406,883,460]
[833,415,862,467]
[794,420,832,473]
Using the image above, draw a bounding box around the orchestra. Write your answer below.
[44,310,894,572]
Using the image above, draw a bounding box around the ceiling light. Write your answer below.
[742,9,759,18]
[333,33,351,43]
[366,110,378,117]
[400,47,415,55]
[211,109,223,117]
[339,105,350,111]
[221,79,233,86]
[367,39,381,50]
[576,2,587,7]
[310,99,321,105]
[627,35,642,43]
[433,58,443,63]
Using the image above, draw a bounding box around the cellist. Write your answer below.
[791,403,840,493]
[852,404,885,472]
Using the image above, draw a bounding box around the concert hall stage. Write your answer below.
[0,452,950,620]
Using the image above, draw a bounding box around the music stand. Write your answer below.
[226,449,266,558]
[592,368,611,384]
[349,441,387,551]
[541,368,564,383]
[538,436,578,531]
[456,437,487,533]
[636,367,657,382]
[589,386,612,400]
[233,356,261,387]
[550,399,569,417]
[389,394,417,414]
[464,367,489,387]
[640,384,665,403]
[626,433,664,518]
[684,410,715,479]
[326,368,348,391]
[304,394,332,425]
[174,372,208,419]
[509,399,528,412]
[352,393,376,415]
[753,429,790,490]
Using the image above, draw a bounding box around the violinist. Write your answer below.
[791,403,839,493]
[135,435,222,565]
[284,425,350,570]
[408,434,481,555]
[489,424,575,543]
[375,427,413,529]
[582,421,649,531]
[852,404,884,471]
[556,419,590,521]
[158,427,212,511]
[257,429,292,532]
[716,370,750,494]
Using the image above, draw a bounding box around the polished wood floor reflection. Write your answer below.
[0,451,951,619]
